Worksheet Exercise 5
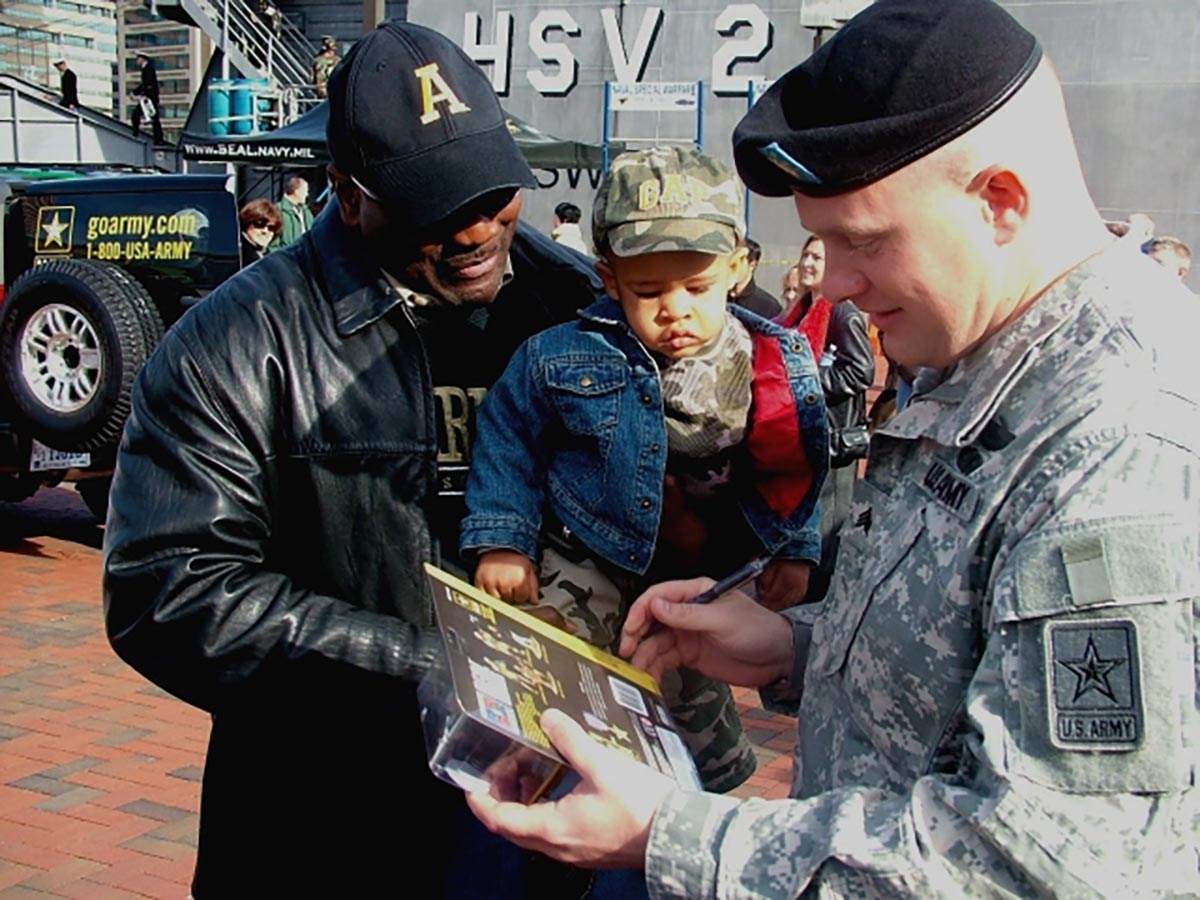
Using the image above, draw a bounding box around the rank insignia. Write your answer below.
[1046,618,1142,751]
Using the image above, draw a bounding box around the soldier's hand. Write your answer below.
[467,709,671,869]
[475,550,538,603]
[757,560,812,611]
[618,578,794,686]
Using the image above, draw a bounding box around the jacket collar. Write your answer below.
[577,294,793,340]
[308,198,403,337]
[880,240,1130,447]
[578,294,625,327]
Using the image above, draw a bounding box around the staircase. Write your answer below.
[149,0,322,127]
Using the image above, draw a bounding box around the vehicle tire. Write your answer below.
[0,473,41,503]
[0,259,151,452]
[86,261,165,351]
[77,477,111,522]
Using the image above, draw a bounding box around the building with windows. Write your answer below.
[117,0,210,142]
[0,0,118,113]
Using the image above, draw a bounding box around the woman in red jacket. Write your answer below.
[778,234,875,602]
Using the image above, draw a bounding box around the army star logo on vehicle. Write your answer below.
[35,206,75,254]
[1046,619,1142,751]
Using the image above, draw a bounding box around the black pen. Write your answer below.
[690,555,772,605]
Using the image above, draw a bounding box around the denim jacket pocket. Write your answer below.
[545,359,626,436]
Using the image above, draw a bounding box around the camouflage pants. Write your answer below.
[536,543,757,793]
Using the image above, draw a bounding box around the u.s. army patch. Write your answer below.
[1046,618,1142,751]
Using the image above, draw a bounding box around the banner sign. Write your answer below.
[609,81,700,112]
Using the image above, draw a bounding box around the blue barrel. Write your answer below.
[208,78,233,136]
[230,79,253,135]
[248,77,272,131]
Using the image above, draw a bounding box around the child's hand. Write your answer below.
[757,560,812,611]
[475,550,538,604]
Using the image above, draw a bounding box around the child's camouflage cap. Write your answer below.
[592,146,745,257]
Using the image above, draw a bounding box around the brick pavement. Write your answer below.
[0,486,795,898]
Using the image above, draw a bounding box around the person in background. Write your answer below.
[728,236,782,318]
[312,36,340,99]
[130,51,164,144]
[277,175,313,249]
[778,234,874,602]
[778,235,825,322]
[1147,235,1191,282]
[779,260,802,311]
[550,201,590,255]
[54,57,78,110]
[466,1,1198,894]
[238,198,281,266]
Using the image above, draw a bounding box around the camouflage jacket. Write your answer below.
[645,241,1199,897]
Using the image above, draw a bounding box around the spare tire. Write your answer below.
[0,259,151,452]
[87,261,166,352]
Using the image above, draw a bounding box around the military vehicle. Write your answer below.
[0,171,239,518]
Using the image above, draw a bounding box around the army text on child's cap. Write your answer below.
[592,146,746,257]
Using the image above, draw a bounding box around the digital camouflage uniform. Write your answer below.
[312,45,340,99]
[644,241,1200,897]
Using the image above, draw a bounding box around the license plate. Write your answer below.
[29,439,90,472]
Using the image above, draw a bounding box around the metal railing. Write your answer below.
[165,0,323,125]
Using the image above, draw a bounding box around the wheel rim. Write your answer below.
[18,302,103,413]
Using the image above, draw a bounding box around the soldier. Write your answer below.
[467,0,1199,895]
[53,57,78,111]
[312,35,340,99]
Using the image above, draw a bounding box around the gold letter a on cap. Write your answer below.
[414,63,471,125]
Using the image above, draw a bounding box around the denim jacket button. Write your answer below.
[628,552,637,563]
[641,498,651,509]
[580,375,593,387]
[650,443,660,453]
[641,393,653,405]
[804,393,820,406]
[792,341,804,353]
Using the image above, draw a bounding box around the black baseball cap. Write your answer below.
[326,21,536,228]
[733,0,1041,198]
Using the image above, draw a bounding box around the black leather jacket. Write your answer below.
[822,299,875,433]
[102,201,600,895]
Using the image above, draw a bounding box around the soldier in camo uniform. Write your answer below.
[461,146,829,793]
[466,1,1200,895]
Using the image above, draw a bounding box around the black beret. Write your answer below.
[734,0,1041,198]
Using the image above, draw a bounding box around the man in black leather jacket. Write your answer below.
[103,22,601,898]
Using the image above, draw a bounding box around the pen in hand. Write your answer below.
[690,555,772,605]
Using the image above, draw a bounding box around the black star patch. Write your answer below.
[1046,619,1142,751]
[1060,636,1122,702]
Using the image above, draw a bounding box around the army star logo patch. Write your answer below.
[1046,619,1142,751]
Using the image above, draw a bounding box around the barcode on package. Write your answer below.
[608,675,647,715]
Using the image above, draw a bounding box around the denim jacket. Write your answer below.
[461,297,829,575]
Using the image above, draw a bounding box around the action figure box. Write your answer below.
[418,563,702,803]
